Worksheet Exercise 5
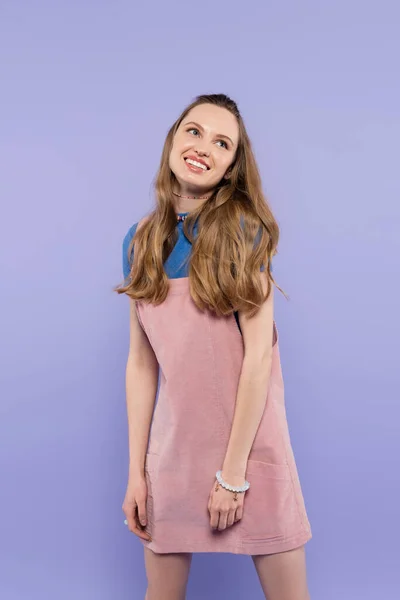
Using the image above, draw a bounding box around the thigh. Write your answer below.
[252,545,310,600]
[144,547,193,600]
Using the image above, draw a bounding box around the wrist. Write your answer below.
[221,460,247,478]
[220,468,246,486]
[128,464,145,478]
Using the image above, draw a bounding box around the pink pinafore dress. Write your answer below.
[133,276,312,554]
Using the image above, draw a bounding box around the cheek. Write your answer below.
[169,142,180,164]
[169,143,188,173]
[179,139,193,153]
[170,139,191,162]
[173,133,191,150]
[214,155,233,174]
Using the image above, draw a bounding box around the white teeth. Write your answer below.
[185,158,207,170]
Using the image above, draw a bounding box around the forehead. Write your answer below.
[181,104,239,144]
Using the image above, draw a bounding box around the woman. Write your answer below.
[117,93,312,600]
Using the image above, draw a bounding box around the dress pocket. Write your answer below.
[241,459,298,541]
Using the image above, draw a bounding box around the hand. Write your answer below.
[207,473,245,531]
[122,474,152,542]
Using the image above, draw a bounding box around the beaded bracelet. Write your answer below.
[215,470,250,493]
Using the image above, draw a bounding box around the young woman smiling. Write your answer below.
[117,94,312,600]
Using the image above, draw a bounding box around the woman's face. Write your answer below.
[169,103,239,197]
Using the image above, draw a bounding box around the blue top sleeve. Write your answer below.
[122,223,138,279]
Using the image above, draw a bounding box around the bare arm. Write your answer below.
[222,272,274,482]
[125,298,159,478]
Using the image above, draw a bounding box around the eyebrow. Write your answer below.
[183,121,235,147]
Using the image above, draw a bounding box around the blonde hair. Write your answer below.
[116,93,284,318]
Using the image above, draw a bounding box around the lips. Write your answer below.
[184,155,210,170]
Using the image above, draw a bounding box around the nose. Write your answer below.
[194,145,210,157]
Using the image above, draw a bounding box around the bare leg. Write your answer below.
[144,547,193,600]
[252,545,310,600]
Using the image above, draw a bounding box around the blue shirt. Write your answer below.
[122,212,268,333]
[122,212,267,280]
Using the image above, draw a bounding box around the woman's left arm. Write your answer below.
[221,272,274,484]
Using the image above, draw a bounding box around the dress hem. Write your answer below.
[140,528,312,556]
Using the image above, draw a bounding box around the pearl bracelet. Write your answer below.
[216,470,250,493]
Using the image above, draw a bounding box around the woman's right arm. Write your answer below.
[125,298,159,479]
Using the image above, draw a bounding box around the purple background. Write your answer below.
[1,1,399,598]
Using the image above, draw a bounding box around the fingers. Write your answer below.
[208,487,244,531]
[137,498,147,529]
[207,488,243,531]
[122,500,136,530]
[209,508,240,531]
[226,510,236,528]
[234,505,243,522]
[123,500,152,541]
[209,507,220,530]
[217,509,240,530]
[133,504,152,541]
[218,512,228,531]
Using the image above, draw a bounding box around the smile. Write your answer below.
[184,158,209,171]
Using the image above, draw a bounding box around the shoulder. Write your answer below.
[123,219,144,252]
[122,223,138,279]
[122,215,153,279]
[123,222,138,249]
[123,214,152,248]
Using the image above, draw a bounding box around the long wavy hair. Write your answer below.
[116,93,285,318]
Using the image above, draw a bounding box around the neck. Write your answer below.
[173,188,213,214]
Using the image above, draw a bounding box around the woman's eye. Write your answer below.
[187,128,227,149]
